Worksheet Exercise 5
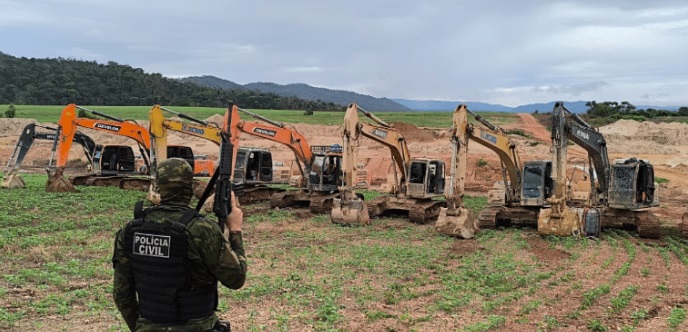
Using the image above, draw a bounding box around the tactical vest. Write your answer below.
[123,201,218,323]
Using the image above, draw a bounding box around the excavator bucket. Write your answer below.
[46,168,78,192]
[537,207,582,237]
[1,172,26,189]
[331,196,370,226]
[436,206,478,239]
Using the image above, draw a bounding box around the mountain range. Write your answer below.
[182,75,681,113]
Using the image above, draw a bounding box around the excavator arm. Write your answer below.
[331,103,370,225]
[233,107,312,178]
[463,107,523,203]
[560,106,610,202]
[435,104,478,238]
[353,105,411,194]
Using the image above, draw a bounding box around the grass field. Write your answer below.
[0,104,518,128]
[2,175,688,331]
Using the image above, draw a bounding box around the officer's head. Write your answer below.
[157,158,194,205]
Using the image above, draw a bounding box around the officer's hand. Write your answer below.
[226,191,243,232]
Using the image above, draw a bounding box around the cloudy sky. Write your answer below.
[2,0,687,107]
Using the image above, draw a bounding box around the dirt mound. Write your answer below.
[0,118,39,136]
[392,122,435,142]
[598,120,688,155]
[204,114,225,127]
[598,119,642,136]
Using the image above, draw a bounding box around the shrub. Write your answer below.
[5,104,16,118]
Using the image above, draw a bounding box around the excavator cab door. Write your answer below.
[521,161,552,207]
[407,159,445,198]
[428,160,445,195]
[257,151,273,182]
[98,145,136,175]
[237,149,273,183]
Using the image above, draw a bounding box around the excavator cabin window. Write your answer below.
[410,163,426,184]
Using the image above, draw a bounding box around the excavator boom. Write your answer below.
[435,104,478,238]
[235,107,312,176]
[331,103,370,225]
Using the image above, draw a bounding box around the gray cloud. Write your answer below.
[1,0,687,106]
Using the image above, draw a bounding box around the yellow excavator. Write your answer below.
[437,104,554,231]
[435,105,482,238]
[332,103,447,225]
[148,105,219,176]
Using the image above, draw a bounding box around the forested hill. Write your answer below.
[0,52,342,111]
[182,75,410,112]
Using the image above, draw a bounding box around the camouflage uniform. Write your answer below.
[112,158,247,332]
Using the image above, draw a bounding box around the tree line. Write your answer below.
[585,101,688,120]
[0,52,343,111]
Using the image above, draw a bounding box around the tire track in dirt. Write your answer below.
[516,113,587,159]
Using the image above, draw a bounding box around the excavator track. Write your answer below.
[270,191,295,209]
[240,186,286,205]
[634,210,661,239]
[477,206,502,229]
[409,201,446,224]
[309,195,334,214]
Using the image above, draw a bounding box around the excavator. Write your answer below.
[538,102,660,237]
[2,123,96,188]
[150,104,286,204]
[233,107,343,213]
[433,104,555,233]
[46,104,159,192]
[332,103,447,225]
[148,105,220,177]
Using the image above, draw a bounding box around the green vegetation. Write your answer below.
[1,174,685,331]
[0,52,341,111]
[668,307,686,331]
[505,128,531,138]
[5,104,16,118]
[656,177,669,184]
[0,104,517,127]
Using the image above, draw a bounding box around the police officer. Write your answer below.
[112,158,246,332]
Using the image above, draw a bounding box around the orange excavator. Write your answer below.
[332,103,447,225]
[233,107,343,213]
[46,104,154,192]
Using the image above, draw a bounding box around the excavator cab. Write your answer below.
[608,158,658,209]
[520,160,553,207]
[308,145,343,192]
[234,148,273,183]
[92,145,137,175]
[166,145,196,173]
[407,159,445,198]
